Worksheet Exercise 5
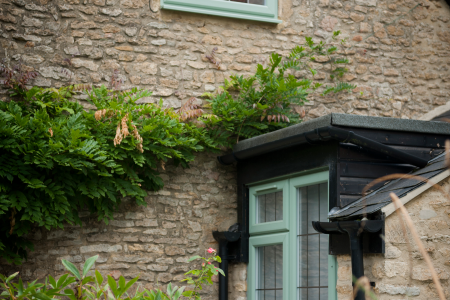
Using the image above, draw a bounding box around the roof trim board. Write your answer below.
[381,169,450,217]
[233,113,450,153]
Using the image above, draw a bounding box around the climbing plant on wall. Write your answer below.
[0,32,354,264]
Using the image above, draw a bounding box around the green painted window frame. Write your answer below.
[248,233,290,300]
[249,179,289,235]
[160,0,282,24]
[247,170,337,300]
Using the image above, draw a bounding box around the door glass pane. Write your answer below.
[297,182,330,300]
[256,191,283,223]
[256,244,283,300]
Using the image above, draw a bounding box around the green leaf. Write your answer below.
[107,275,117,296]
[187,255,201,262]
[32,292,53,300]
[64,289,77,300]
[118,276,125,292]
[48,275,57,289]
[82,255,98,277]
[182,291,193,297]
[123,276,139,294]
[166,282,173,297]
[173,286,185,300]
[61,260,81,280]
[95,270,103,286]
[82,276,94,285]
[6,272,19,283]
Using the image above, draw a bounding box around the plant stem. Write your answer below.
[390,193,446,300]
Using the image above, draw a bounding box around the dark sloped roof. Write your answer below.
[432,110,450,122]
[233,113,450,152]
[329,152,448,220]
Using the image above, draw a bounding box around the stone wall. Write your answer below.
[336,176,450,299]
[0,153,245,300]
[2,0,450,298]
[1,0,450,119]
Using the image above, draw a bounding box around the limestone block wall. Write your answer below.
[0,153,245,300]
[0,0,450,119]
[336,177,450,300]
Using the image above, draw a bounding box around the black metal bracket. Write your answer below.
[313,220,384,300]
[213,229,243,300]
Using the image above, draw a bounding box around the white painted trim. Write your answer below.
[381,169,450,217]
[419,101,450,121]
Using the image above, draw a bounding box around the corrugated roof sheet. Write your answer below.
[329,152,448,219]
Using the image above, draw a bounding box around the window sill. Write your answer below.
[160,0,282,24]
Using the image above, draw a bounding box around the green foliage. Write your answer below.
[0,254,222,300]
[181,250,223,300]
[0,32,355,264]
[203,31,355,143]
[0,85,219,264]
[0,270,76,300]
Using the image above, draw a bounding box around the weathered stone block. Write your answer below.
[121,0,145,8]
[80,244,122,253]
[136,219,158,227]
[165,246,185,256]
[147,264,169,271]
[412,267,449,281]
[377,284,420,296]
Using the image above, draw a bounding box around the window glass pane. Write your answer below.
[319,234,328,286]
[319,288,328,299]
[319,183,328,222]
[297,182,330,300]
[298,288,307,300]
[256,191,282,224]
[264,291,275,300]
[307,234,319,287]
[256,244,283,300]
[298,187,308,234]
[307,288,319,299]
[307,185,319,234]
[298,235,307,287]
[276,290,282,300]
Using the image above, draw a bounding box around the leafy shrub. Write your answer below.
[0,251,223,300]
[204,31,354,143]
[0,85,220,264]
[0,32,353,264]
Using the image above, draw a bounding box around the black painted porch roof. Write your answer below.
[234,113,450,153]
[328,152,448,219]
